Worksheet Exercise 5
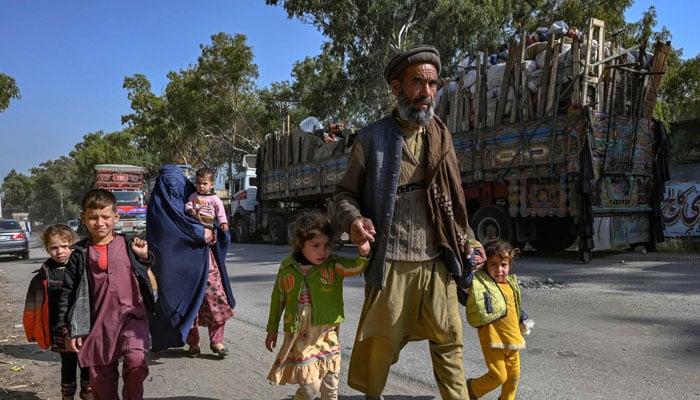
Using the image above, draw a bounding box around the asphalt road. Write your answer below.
[1,240,699,399]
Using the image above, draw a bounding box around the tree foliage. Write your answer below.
[5,1,698,226]
[121,74,170,166]
[658,54,700,122]
[123,33,262,171]
[290,42,358,125]
[267,0,641,124]
[66,130,151,212]
[257,81,308,134]
[30,157,78,223]
[0,73,21,112]
[1,170,34,217]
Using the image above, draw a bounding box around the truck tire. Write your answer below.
[531,216,578,251]
[233,218,250,243]
[286,216,297,246]
[471,205,514,244]
[269,216,287,245]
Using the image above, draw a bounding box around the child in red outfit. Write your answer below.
[57,189,157,400]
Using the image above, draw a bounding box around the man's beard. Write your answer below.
[397,89,434,126]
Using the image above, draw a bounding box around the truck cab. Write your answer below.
[229,155,258,242]
[93,164,148,236]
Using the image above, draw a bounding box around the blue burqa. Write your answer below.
[146,164,235,352]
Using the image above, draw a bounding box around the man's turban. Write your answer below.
[384,45,441,84]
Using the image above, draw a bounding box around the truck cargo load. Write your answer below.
[233,18,671,262]
[436,19,671,261]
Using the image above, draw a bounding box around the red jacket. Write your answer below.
[23,265,51,349]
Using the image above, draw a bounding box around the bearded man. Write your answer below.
[334,45,483,399]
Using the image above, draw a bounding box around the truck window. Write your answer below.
[249,177,257,187]
[113,191,144,206]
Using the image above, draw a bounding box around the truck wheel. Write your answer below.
[531,217,578,251]
[471,205,513,244]
[286,217,297,246]
[233,218,250,243]
[269,216,287,245]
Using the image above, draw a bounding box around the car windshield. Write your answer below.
[0,220,21,230]
[113,191,144,206]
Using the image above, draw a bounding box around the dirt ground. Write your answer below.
[3,240,698,400]
[0,244,436,400]
[0,261,60,400]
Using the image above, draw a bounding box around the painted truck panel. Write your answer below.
[93,164,147,235]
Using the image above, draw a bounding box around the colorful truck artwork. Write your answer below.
[93,164,148,236]
[662,182,700,237]
[231,18,672,263]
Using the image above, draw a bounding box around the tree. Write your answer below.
[656,54,700,163]
[1,170,35,217]
[0,73,20,112]
[290,42,360,125]
[124,33,263,172]
[658,55,700,122]
[267,0,442,120]
[267,0,634,123]
[122,74,171,168]
[69,130,151,204]
[256,81,306,134]
[30,157,78,223]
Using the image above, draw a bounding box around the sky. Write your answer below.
[1,1,698,183]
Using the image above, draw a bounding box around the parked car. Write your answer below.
[68,219,80,232]
[0,219,30,259]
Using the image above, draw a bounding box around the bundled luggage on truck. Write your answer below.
[93,164,148,236]
[229,126,352,245]
[233,18,671,262]
[436,18,671,261]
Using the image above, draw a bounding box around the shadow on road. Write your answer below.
[0,343,58,363]
[0,389,43,400]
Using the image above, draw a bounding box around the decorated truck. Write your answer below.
[229,130,350,245]
[233,19,671,261]
[93,164,148,236]
[436,19,671,261]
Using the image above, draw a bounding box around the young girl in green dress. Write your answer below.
[265,211,370,400]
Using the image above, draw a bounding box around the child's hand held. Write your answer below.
[520,318,535,336]
[358,239,371,257]
[265,332,278,352]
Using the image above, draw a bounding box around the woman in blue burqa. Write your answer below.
[147,164,235,357]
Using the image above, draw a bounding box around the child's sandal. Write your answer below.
[210,344,229,357]
[187,345,201,358]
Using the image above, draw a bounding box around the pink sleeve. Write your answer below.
[185,193,197,212]
[214,196,227,224]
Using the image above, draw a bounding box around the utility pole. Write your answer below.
[60,189,64,221]
[261,97,300,135]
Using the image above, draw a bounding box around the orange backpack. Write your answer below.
[23,265,51,349]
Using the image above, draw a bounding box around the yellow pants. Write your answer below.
[470,347,520,400]
[347,260,467,399]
